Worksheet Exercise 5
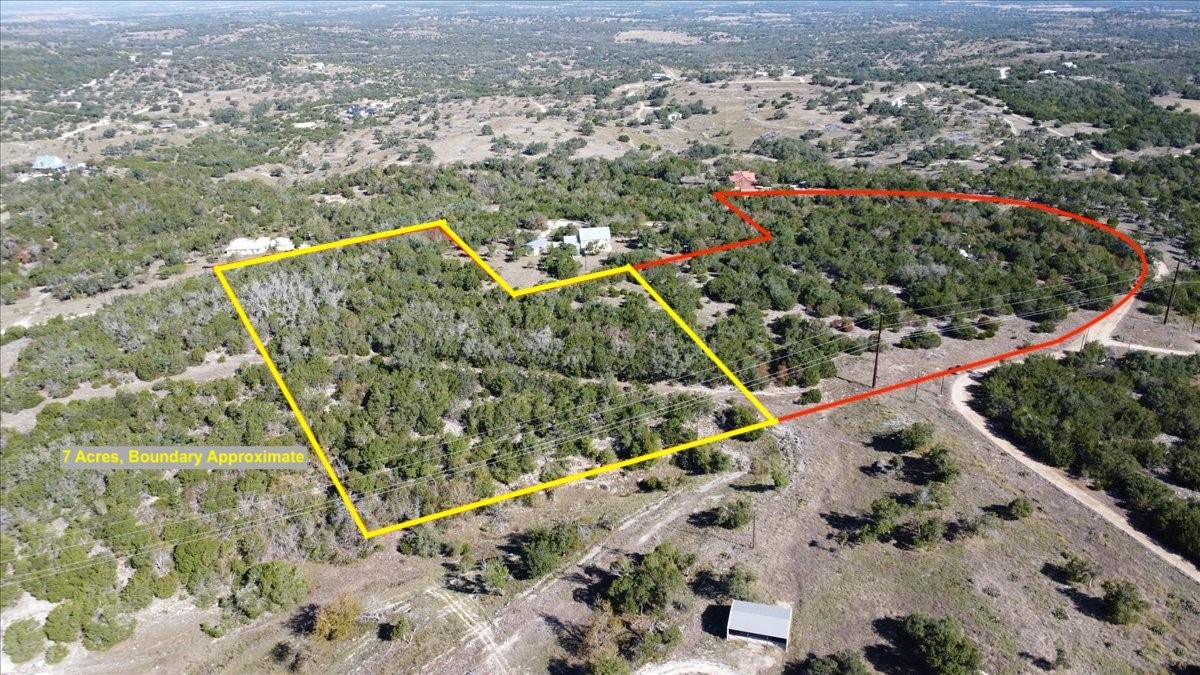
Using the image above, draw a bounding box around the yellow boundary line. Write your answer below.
[214,220,778,539]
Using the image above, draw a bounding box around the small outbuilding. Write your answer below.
[725,600,792,650]
[32,155,66,171]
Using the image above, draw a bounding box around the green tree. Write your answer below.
[721,404,765,441]
[927,446,959,483]
[798,651,871,675]
[3,618,44,663]
[1008,497,1034,520]
[44,596,94,643]
[481,558,510,595]
[720,563,758,601]
[231,561,310,619]
[172,539,221,593]
[539,245,581,280]
[81,598,136,651]
[715,498,752,529]
[898,614,982,675]
[605,543,694,615]
[519,523,581,578]
[897,422,935,452]
[912,517,947,548]
[1060,551,1098,585]
[1100,580,1148,625]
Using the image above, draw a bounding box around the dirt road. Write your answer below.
[0,352,259,432]
[1,259,213,332]
[426,465,753,672]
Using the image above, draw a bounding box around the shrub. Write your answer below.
[897,422,936,453]
[3,618,43,663]
[898,613,982,675]
[674,446,731,474]
[1007,497,1034,520]
[605,543,694,615]
[720,404,765,441]
[715,498,752,529]
[314,593,363,641]
[797,651,871,675]
[1100,580,1148,625]
[899,331,942,349]
[519,523,581,578]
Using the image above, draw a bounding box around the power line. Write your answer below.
[4,271,1162,564]
[6,281,1188,582]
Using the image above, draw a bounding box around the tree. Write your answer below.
[81,598,136,651]
[518,523,581,578]
[721,404,765,441]
[1100,580,1148,625]
[674,446,731,474]
[926,446,959,483]
[231,562,309,619]
[45,596,93,643]
[480,558,510,595]
[720,563,758,601]
[797,651,871,675]
[899,331,942,350]
[715,498,752,529]
[3,618,43,663]
[172,539,221,593]
[1007,497,1034,520]
[897,422,935,452]
[314,593,363,641]
[539,245,581,280]
[605,543,694,615]
[1060,551,1098,585]
[912,517,946,548]
[898,614,983,675]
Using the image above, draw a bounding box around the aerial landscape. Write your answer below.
[0,1,1198,673]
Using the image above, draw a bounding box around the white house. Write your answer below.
[562,226,612,254]
[527,237,551,255]
[224,236,294,258]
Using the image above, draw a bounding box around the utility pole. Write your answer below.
[751,506,756,550]
[871,313,884,388]
[1162,261,1182,325]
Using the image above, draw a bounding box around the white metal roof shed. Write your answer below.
[725,600,792,650]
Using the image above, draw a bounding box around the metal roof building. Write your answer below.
[725,600,792,650]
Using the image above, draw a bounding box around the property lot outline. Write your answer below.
[215,189,1146,539]
[214,220,776,539]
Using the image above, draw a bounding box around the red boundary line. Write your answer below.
[644,188,1148,423]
